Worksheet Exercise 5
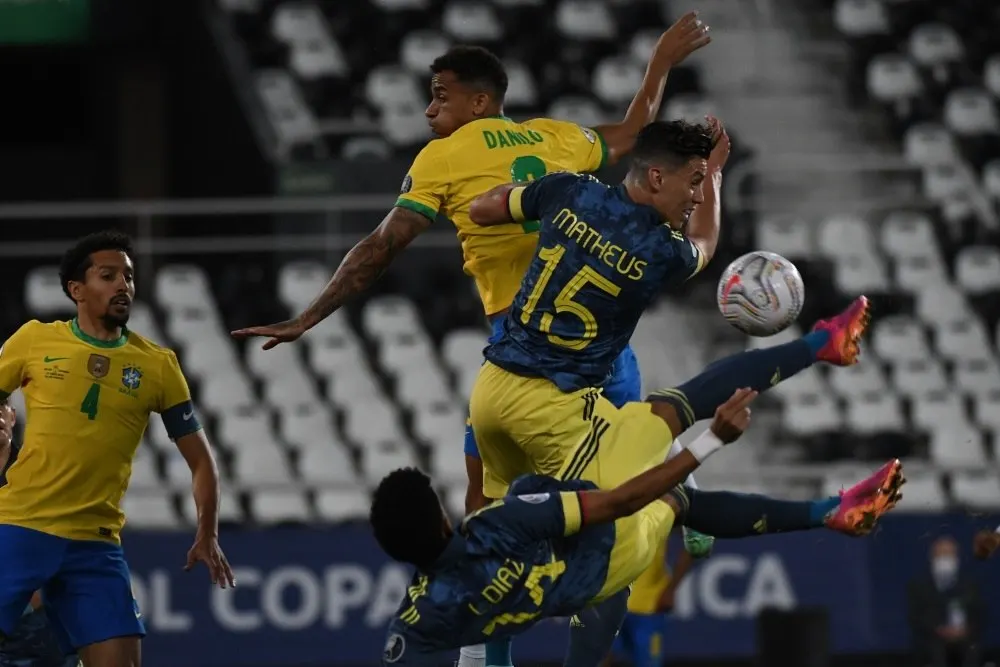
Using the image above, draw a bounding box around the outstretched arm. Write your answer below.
[469,184,519,227]
[0,402,13,472]
[594,12,711,166]
[686,116,730,265]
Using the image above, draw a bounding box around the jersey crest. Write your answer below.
[400,174,412,194]
[87,354,110,379]
[383,633,406,663]
[121,366,142,391]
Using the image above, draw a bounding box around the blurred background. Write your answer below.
[1,0,999,665]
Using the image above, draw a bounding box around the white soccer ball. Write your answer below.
[717,251,805,337]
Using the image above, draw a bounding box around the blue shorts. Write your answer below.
[0,525,145,653]
[611,612,668,667]
[464,318,642,458]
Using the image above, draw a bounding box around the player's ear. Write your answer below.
[471,92,490,117]
[647,167,664,193]
[67,280,85,303]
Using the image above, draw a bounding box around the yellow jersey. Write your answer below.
[0,319,200,543]
[395,116,608,315]
[626,542,671,615]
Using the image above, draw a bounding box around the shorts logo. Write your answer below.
[121,366,142,390]
[400,174,413,194]
[517,493,550,504]
[383,633,405,663]
[87,354,111,379]
[580,127,597,144]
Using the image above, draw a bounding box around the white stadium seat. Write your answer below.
[298,445,358,485]
[943,88,1000,136]
[817,214,877,259]
[593,56,645,106]
[845,391,905,433]
[756,216,813,258]
[156,265,214,311]
[246,337,305,378]
[951,473,1000,509]
[828,360,889,397]
[915,284,972,323]
[547,96,606,128]
[182,489,244,525]
[315,489,370,522]
[896,474,948,511]
[663,94,715,125]
[908,23,964,70]
[216,405,277,452]
[308,331,364,375]
[984,160,1000,200]
[278,403,338,451]
[130,448,162,491]
[974,391,1000,431]
[262,372,321,410]
[903,124,959,167]
[933,317,992,362]
[892,359,949,398]
[124,302,164,344]
[834,0,889,37]
[278,261,330,311]
[180,335,240,380]
[381,102,432,147]
[123,492,180,529]
[231,446,295,486]
[379,333,437,376]
[895,253,948,292]
[365,66,423,110]
[922,164,966,202]
[358,440,418,482]
[953,358,1000,397]
[503,61,539,109]
[249,490,312,524]
[955,246,1000,294]
[199,370,256,413]
[255,69,320,151]
[866,53,923,104]
[442,1,502,42]
[363,296,423,338]
[985,54,1000,99]
[443,482,468,520]
[343,399,403,445]
[24,266,72,317]
[872,316,930,362]
[325,362,387,407]
[928,426,986,469]
[781,393,843,437]
[396,368,453,410]
[442,328,487,373]
[911,391,968,432]
[880,210,938,260]
[165,306,224,348]
[399,30,450,75]
[145,416,174,452]
[834,253,891,293]
[555,0,615,41]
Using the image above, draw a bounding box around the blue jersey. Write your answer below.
[485,172,705,392]
[381,476,615,666]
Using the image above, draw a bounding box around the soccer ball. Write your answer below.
[717,251,804,337]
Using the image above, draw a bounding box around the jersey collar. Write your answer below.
[425,533,467,571]
[70,318,130,349]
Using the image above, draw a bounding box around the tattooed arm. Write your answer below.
[231,207,431,349]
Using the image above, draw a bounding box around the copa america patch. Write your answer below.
[400,174,413,194]
[384,634,405,663]
[580,127,597,144]
[517,493,550,504]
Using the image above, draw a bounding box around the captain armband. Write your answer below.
[161,401,203,440]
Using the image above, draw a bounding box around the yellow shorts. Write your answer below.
[468,360,676,498]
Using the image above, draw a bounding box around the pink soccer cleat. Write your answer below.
[824,459,905,536]
[811,296,871,366]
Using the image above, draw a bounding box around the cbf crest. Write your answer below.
[121,366,142,391]
[87,354,110,379]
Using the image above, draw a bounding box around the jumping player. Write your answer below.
[372,391,905,666]
[0,231,236,667]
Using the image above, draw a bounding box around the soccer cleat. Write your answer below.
[811,296,871,366]
[824,459,905,536]
[683,527,715,558]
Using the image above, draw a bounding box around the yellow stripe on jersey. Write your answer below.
[0,319,194,543]
[560,491,583,536]
[508,186,528,223]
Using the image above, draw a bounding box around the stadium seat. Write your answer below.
[985,54,1000,99]
[915,284,972,323]
[287,33,348,83]
[216,405,277,452]
[442,1,502,42]
[933,317,992,362]
[953,358,1000,397]
[943,88,1000,137]
[816,214,877,259]
[126,302,164,345]
[130,448,163,491]
[198,371,257,413]
[380,101,432,148]
[455,367,480,403]
[315,489,370,522]
[983,160,1000,200]
[546,96,606,127]
[264,372,322,410]
[249,490,313,524]
[399,30,450,75]
[880,210,939,259]
[181,489,244,525]
[871,316,930,362]
[145,416,174,453]
[555,0,616,41]
[896,474,949,511]
[163,448,198,487]
[442,482,467,520]
[358,439,418,481]
[156,265,217,312]
[828,360,889,397]
[845,391,906,433]
[255,69,320,152]
[903,124,959,167]
[379,332,437,376]
[123,492,180,529]
[755,216,813,259]
[951,473,1000,509]
[866,53,923,105]
[396,368,452,410]
[834,253,891,293]
[372,0,430,10]
[298,444,358,485]
[164,305,225,349]
[973,391,1000,431]
[343,399,403,445]
[955,246,1000,294]
[278,261,330,310]
[770,364,827,400]
[365,66,423,110]
[781,393,844,437]
[278,403,339,450]
[342,136,393,160]
[363,296,423,338]
[907,23,964,72]
[180,335,240,381]
[24,266,71,317]
[593,56,645,106]
[894,253,948,292]
[504,61,539,109]
[232,446,295,485]
[833,0,889,38]
[911,390,968,432]
[928,425,986,468]
[246,337,305,378]
[892,359,949,398]
[663,93,715,125]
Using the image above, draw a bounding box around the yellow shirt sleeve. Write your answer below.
[395,140,452,222]
[560,492,583,536]
[524,118,608,173]
[0,322,37,399]
[157,350,193,413]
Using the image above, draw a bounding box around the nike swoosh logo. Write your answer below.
[183,411,194,421]
[44,356,68,363]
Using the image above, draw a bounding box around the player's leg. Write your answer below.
[674,459,904,537]
[617,613,665,667]
[464,422,490,515]
[44,540,144,667]
[649,296,870,435]
[563,588,630,667]
[0,525,64,645]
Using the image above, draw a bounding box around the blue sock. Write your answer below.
[649,331,829,429]
[485,638,513,667]
[681,487,840,536]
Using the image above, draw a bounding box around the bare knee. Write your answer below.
[79,636,141,667]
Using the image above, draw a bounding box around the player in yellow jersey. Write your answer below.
[0,231,236,667]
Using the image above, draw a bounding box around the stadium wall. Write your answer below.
[125,513,1000,667]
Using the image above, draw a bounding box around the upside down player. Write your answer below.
[0,232,236,667]
[372,390,904,667]
[464,118,904,660]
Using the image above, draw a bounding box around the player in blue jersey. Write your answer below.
[0,403,80,667]
[371,392,904,667]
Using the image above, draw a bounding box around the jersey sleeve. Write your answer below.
[670,230,708,282]
[0,322,36,400]
[394,141,451,223]
[524,118,608,173]
[508,171,580,223]
[475,491,585,545]
[157,351,203,440]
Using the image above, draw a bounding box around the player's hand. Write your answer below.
[654,11,712,67]
[709,388,757,444]
[231,318,307,350]
[185,533,237,589]
[706,115,731,172]
[973,529,1000,560]
[0,403,15,450]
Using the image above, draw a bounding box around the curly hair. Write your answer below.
[59,230,134,302]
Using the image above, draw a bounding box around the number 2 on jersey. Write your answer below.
[520,244,621,350]
[80,382,101,420]
[510,155,546,234]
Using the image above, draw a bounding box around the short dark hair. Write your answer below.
[630,120,714,171]
[431,46,508,101]
[59,230,135,302]
[370,468,448,568]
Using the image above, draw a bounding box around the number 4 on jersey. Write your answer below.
[80,383,101,420]
[510,155,546,234]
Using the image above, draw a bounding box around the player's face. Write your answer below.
[425,71,489,137]
[76,249,135,327]
[648,158,708,229]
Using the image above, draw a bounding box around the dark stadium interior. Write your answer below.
[0,0,998,665]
